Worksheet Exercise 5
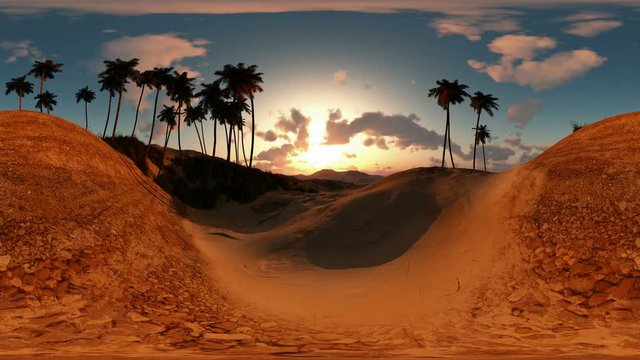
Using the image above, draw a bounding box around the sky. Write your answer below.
[0,1,638,175]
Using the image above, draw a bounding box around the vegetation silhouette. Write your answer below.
[166,71,196,160]
[27,59,62,97]
[75,86,96,130]
[428,79,469,169]
[158,104,178,169]
[470,92,499,171]
[184,104,208,154]
[145,67,174,158]
[132,70,154,137]
[98,72,118,139]
[99,58,140,140]
[5,76,34,110]
[476,124,491,172]
[34,91,57,114]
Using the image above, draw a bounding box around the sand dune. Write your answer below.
[2,110,640,358]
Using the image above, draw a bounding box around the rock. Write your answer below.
[127,312,150,322]
[618,201,627,212]
[636,238,640,248]
[508,288,528,302]
[611,278,636,300]
[587,292,611,308]
[0,255,11,271]
[260,321,278,328]
[215,321,237,332]
[566,275,597,293]
[204,333,254,341]
[570,262,597,274]
[620,262,635,275]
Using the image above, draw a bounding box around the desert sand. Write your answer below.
[2,110,640,358]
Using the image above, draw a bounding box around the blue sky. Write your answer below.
[0,1,638,174]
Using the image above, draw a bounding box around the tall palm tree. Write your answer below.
[197,80,230,159]
[28,59,63,97]
[158,105,177,169]
[75,86,96,130]
[184,105,208,154]
[99,58,139,139]
[476,124,491,172]
[132,69,154,137]
[222,100,249,166]
[166,71,195,160]
[34,91,57,114]
[215,63,263,168]
[5,76,34,110]
[145,67,174,158]
[98,74,119,139]
[470,92,499,170]
[428,79,469,168]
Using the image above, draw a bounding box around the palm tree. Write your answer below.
[98,74,119,139]
[197,80,230,159]
[99,58,139,139]
[215,63,263,168]
[184,105,208,154]
[34,91,57,114]
[28,59,63,99]
[166,71,195,160]
[476,124,491,172]
[75,86,96,130]
[5,76,34,110]
[470,92,499,170]
[428,79,469,168]
[158,105,177,169]
[145,67,174,158]
[222,100,249,166]
[132,69,154,137]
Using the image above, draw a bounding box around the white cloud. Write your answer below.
[431,16,519,41]
[102,29,118,33]
[333,69,347,85]
[468,34,606,90]
[564,20,622,37]
[506,99,542,129]
[0,40,41,63]
[561,11,612,22]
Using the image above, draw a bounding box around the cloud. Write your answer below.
[468,34,606,90]
[561,11,613,22]
[2,1,638,16]
[506,99,542,129]
[0,40,41,63]
[257,129,278,142]
[343,152,357,159]
[564,20,622,37]
[325,111,456,152]
[431,16,519,41]
[333,69,347,85]
[275,109,310,151]
[102,29,118,33]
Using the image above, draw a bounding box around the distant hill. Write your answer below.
[296,169,383,185]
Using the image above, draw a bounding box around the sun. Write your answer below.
[294,145,345,172]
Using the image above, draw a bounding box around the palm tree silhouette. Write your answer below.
[428,79,469,168]
[197,80,230,159]
[470,92,499,170]
[145,67,174,158]
[99,58,139,140]
[476,124,491,172]
[34,91,57,114]
[222,100,249,165]
[158,105,177,169]
[166,71,195,160]
[5,76,34,110]
[28,59,63,97]
[215,63,263,168]
[98,73,118,139]
[75,86,96,130]
[132,69,154,137]
[184,105,207,154]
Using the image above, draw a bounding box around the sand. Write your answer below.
[2,110,640,358]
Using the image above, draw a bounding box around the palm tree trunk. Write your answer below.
[102,95,113,139]
[226,124,233,164]
[482,143,487,172]
[240,127,248,167]
[46,108,50,114]
[39,73,44,95]
[111,81,125,140]
[18,89,22,110]
[161,126,172,170]
[234,126,240,164]
[145,88,161,158]
[84,101,88,130]
[177,101,183,160]
[472,111,481,170]
[132,86,145,137]
[212,119,217,159]
[441,108,448,167]
[194,122,204,154]
[249,97,256,168]
[447,110,456,168]
[199,120,207,155]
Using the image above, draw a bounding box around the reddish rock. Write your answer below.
[566,275,597,293]
[611,278,636,300]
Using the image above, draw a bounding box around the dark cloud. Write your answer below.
[325,111,448,151]
[257,129,277,142]
[506,99,542,129]
[275,108,310,151]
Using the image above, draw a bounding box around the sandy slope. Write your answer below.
[3,110,640,358]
